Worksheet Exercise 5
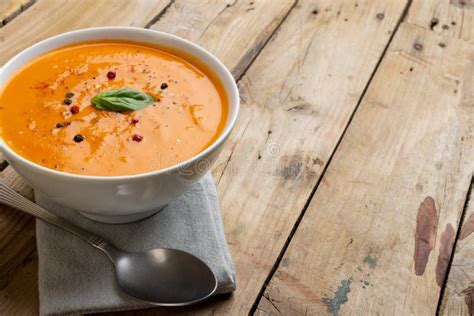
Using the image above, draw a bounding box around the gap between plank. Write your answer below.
[0,161,9,172]
[236,0,298,82]
[144,0,175,29]
[249,0,414,314]
[436,176,474,316]
[1,0,36,27]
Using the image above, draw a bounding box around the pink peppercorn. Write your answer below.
[71,105,80,114]
[131,117,139,124]
[107,71,116,80]
[132,134,143,142]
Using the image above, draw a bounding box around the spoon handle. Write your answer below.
[0,180,109,250]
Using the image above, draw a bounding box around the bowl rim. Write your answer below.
[0,26,239,181]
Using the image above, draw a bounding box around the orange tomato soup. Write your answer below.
[1,41,228,176]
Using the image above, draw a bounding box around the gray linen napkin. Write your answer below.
[35,173,236,315]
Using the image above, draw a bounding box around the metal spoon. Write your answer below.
[0,180,217,306]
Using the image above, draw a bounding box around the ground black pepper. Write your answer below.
[55,122,71,128]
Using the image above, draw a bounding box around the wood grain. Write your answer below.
[440,181,474,316]
[407,0,474,44]
[0,0,34,25]
[0,0,171,65]
[258,20,474,316]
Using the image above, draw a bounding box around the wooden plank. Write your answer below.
[0,166,35,289]
[0,0,34,25]
[149,0,296,80]
[205,0,408,314]
[258,21,474,316]
[0,253,38,315]
[2,0,409,315]
[407,0,474,44]
[0,0,171,65]
[440,181,474,316]
[0,0,297,313]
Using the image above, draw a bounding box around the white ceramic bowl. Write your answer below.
[0,27,239,223]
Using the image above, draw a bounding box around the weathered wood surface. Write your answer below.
[0,0,34,25]
[407,0,474,44]
[258,12,474,316]
[1,0,473,315]
[208,0,409,314]
[440,181,474,316]
[149,0,296,80]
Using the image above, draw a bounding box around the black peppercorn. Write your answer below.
[160,83,168,90]
[64,98,72,105]
[73,134,84,143]
[66,92,74,98]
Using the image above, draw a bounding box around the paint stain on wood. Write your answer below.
[414,196,438,276]
[460,213,474,240]
[363,255,377,269]
[435,223,455,287]
[463,286,474,316]
[322,278,352,316]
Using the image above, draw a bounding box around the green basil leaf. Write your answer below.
[91,88,155,112]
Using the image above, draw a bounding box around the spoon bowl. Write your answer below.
[112,248,217,305]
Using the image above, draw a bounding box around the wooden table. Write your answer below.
[0,0,473,315]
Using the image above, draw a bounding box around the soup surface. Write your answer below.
[1,41,228,176]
